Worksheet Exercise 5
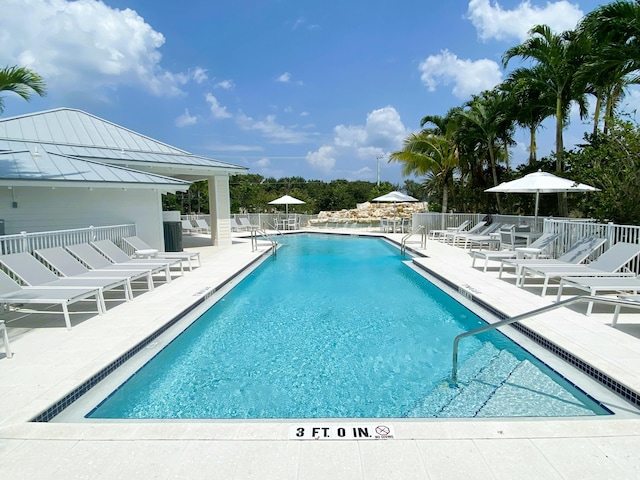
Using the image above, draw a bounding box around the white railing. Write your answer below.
[0,224,137,255]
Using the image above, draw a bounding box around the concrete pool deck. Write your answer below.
[1,230,640,479]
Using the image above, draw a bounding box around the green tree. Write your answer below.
[503,25,590,216]
[0,65,46,114]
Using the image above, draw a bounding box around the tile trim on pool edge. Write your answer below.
[411,260,639,409]
[30,248,274,423]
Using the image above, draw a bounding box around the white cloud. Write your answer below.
[175,108,197,127]
[254,158,271,168]
[0,0,194,97]
[215,79,235,90]
[205,93,232,119]
[466,0,585,42]
[418,49,503,99]
[191,67,208,84]
[307,106,408,176]
[306,146,336,173]
[277,72,291,83]
[236,112,311,144]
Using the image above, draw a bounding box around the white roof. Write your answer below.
[0,108,248,188]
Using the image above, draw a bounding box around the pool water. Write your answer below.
[88,234,609,419]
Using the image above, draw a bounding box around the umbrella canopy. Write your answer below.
[485,171,599,220]
[268,194,305,215]
[372,191,418,203]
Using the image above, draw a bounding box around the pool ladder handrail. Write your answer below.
[401,225,426,255]
[451,295,640,385]
[250,227,278,255]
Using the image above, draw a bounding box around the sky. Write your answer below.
[1,0,634,185]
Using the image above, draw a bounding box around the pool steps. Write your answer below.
[404,342,598,418]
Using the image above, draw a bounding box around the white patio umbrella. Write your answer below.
[268,194,305,215]
[485,171,599,221]
[372,191,418,203]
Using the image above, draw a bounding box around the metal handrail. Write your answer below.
[451,295,640,385]
[251,227,277,255]
[401,225,426,254]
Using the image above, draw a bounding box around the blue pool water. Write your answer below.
[88,234,609,419]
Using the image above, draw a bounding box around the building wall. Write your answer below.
[0,186,165,248]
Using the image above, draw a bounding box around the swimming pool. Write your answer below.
[86,234,609,419]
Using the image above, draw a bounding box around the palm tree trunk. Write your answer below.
[555,94,568,217]
[488,145,503,213]
[592,94,602,136]
[441,183,449,213]
[529,125,537,164]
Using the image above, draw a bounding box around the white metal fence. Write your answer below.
[0,224,136,255]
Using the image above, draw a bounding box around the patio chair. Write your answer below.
[194,219,210,233]
[65,243,165,289]
[612,294,640,326]
[239,217,258,231]
[519,242,640,296]
[456,222,504,249]
[230,217,242,232]
[181,220,197,235]
[91,240,183,277]
[429,220,471,241]
[443,221,487,244]
[558,277,640,316]
[0,269,103,330]
[471,232,559,272]
[498,236,608,283]
[122,236,201,271]
[35,246,153,297]
[0,252,129,308]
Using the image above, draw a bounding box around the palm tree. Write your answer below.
[0,65,46,114]
[389,130,458,213]
[499,66,556,164]
[503,25,589,216]
[454,91,515,213]
[577,1,640,135]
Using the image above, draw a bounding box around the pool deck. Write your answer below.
[1,229,640,479]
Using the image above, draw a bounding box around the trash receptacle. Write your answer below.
[163,221,183,252]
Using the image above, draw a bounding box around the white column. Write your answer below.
[208,175,232,246]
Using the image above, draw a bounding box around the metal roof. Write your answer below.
[0,108,247,185]
[0,141,191,191]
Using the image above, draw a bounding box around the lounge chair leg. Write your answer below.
[1,321,12,358]
[612,304,621,327]
[62,303,72,330]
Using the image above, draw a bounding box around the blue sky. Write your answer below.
[2,0,631,185]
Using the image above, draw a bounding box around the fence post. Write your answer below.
[20,231,28,254]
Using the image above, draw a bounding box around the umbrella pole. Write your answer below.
[534,191,540,225]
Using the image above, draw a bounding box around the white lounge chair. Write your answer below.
[520,242,640,296]
[0,252,129,308]
[239,217,257,231]
[612,294,640,326]
[457,222,504,249]
[35,246,152,298]
[0,269,103,330]
[471,232,560,272]
[429,220,471,241]
[122,236,201,271]
[194,219,210,233]
[91,239,183,277]
[66,243,163,290]
[499,236,608,283]
[182,220,197,235]
[556,273,640,316]
[443,221,486,244]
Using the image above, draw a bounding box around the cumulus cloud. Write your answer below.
[418,49,503,99]
[276,72,291,83]
[236,112,311,144]
[205,93,232,119]
[191,67,208,84]
[0,0,194,97]
[306,146,336,173]
[215,79,235,90]
[467,0,585,42]
[175,108,197,127]
[306,106,408,175]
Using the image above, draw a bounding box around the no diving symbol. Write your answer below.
[375,425,390,435]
